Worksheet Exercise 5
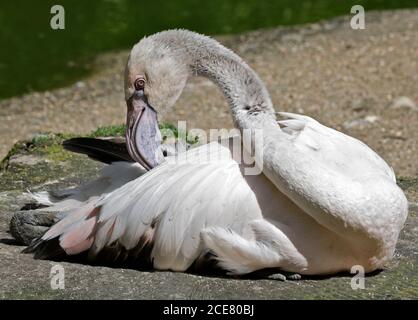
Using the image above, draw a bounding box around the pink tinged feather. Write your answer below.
[143,227,155,245]
[90,218,117,255]
[108,215,127,244]
[42,202,99,240]
[64,237,94,255]
[59,215,98,255]
[137,227,155,251]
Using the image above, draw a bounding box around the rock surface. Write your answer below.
[0,137,417,300]
[1,10,418,299]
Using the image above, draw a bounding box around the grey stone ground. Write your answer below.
[0,135,416,299]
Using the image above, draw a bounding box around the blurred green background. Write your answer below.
[1,0,417,100]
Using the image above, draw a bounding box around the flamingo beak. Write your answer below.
[126,90,163,170]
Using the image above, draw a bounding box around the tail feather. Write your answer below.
[42,201,98,240]
[59,215,98,255]
[23,202,100,259]
[63,137,134,164]
[23,237,66,260]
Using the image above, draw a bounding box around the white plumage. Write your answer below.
[33,112,407,275]
[25,30,408,276]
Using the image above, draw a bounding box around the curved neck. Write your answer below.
[191,46,277,130]
[159,31,277,130]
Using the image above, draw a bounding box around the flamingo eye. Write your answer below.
[134,77,146,90]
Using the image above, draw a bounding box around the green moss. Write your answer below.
[32,132,76,147]
[88,122,199,145]
[89,124,126,138]
[398,176,418,204]
[41,144,73,162]
[398,177,418,191]
[159,122,199,145]
[0,141,26,171]
[29,133,74,162]
[87,122,199,144]
[0,149,102,192]
[0,122,199,171]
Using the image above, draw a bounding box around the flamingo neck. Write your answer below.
[161,31,278,130]
[190,43,277,131]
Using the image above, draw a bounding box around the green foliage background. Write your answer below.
[0,0,417,99]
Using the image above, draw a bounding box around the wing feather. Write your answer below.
[30,140,263,270]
